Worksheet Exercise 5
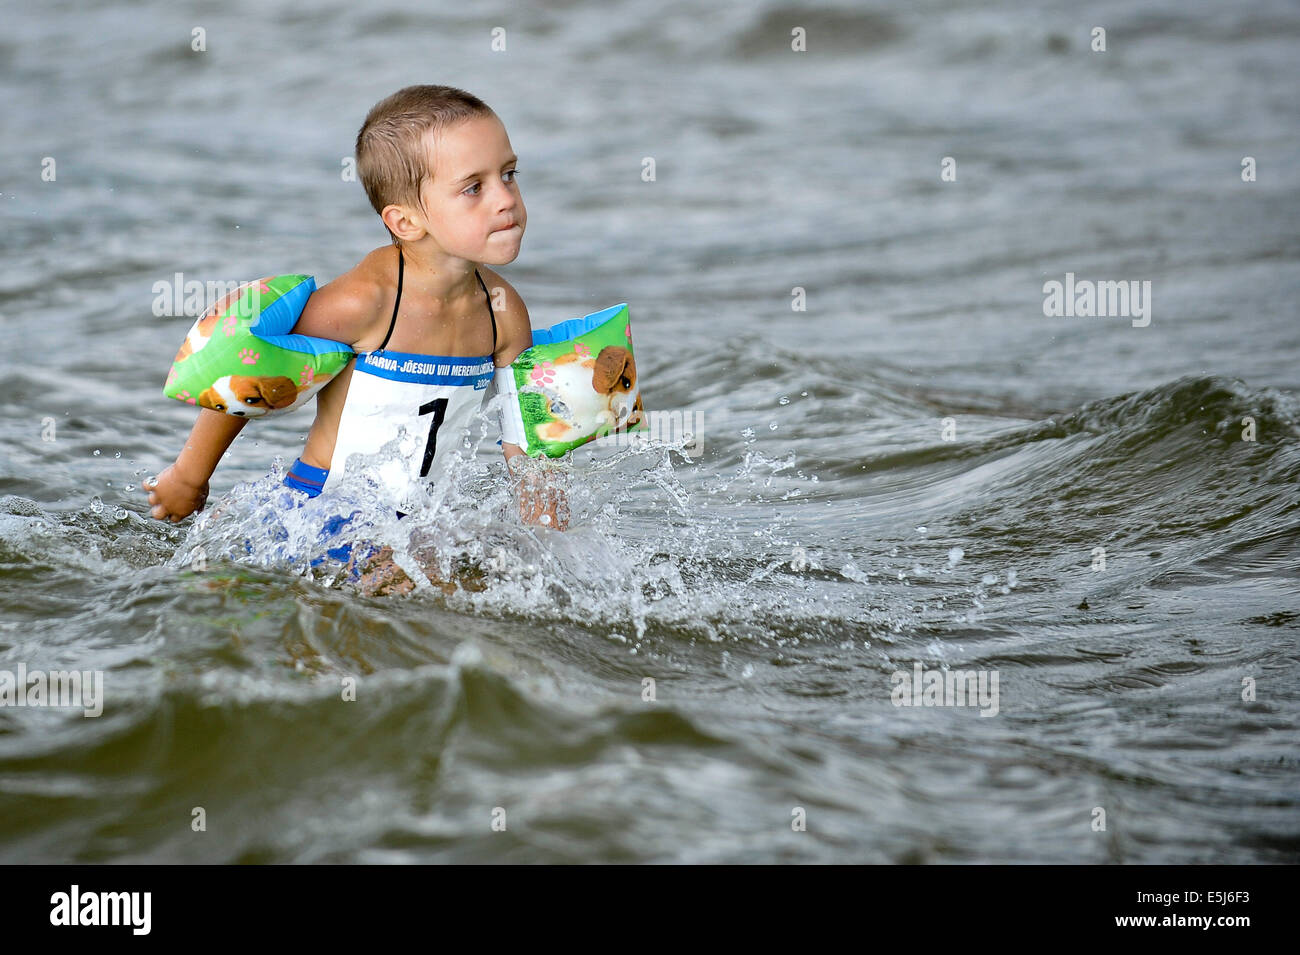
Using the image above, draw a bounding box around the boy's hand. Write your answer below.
[505,444,569,530]
[142,465,209,523]
[517,474,568,530]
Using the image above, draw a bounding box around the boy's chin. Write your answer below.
[480,245,522,266]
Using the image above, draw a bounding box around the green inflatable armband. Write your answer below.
[494,303,646,458]
[163,275,354,417]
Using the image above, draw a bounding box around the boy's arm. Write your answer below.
[143,409,247,522]
[286,265,385,347]
[480,269,569,530]
[144,263,383,523]
[175,409,249,485]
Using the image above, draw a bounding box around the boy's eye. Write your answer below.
[463,169,519,196]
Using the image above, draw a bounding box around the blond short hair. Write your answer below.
[355,85,496,234]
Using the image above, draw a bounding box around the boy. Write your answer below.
[142,85,563,590]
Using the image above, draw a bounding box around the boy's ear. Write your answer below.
[381,202,426,243]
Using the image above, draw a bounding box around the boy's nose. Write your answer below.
[493,181,518,209]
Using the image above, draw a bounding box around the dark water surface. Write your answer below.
[1,0,1298,862]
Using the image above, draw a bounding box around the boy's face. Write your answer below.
[413,114,526,266]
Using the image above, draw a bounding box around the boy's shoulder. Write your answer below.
[291,249,533,362]
[292,248,392,349]
[476,265,533,366]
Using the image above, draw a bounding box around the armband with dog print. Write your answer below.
[495,302,646,458]
[162,274,354,417]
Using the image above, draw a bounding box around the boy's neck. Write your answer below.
[393,241,482,301]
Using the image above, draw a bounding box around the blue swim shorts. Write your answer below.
[240,457,407,578]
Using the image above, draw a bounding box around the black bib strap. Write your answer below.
[376,248,404,353]
[476,269,498,357]
[378,253,495,357]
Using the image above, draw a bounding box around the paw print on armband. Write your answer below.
[299,365,314,386]
[624,323,632,342]
[166,367,178,386]
[239,348,260,365]
[177,390,195,404]
[530,361,555,386]
[573,342,591,358]
[223,315,240,336]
